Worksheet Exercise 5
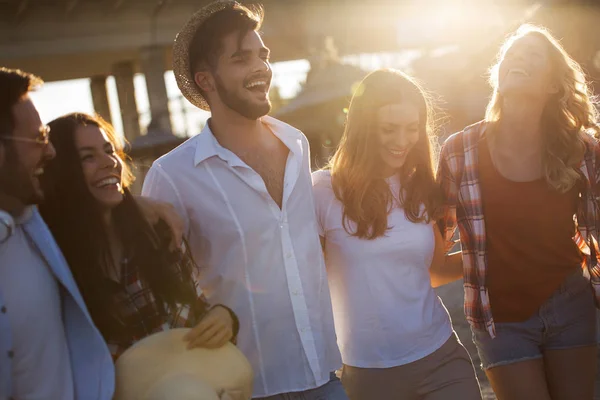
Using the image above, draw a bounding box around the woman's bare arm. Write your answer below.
[430,225,463,288]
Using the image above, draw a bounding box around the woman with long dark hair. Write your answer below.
[313,69,481,399]
[39,113,238,359]
[437,25,600,399]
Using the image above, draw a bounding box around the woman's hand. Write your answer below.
[135,196,183,250]
[183,306,235,350]
[429,224,463,287]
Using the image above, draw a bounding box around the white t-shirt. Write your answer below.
[312,170,452,368]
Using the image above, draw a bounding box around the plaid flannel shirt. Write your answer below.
[105,247,210,361]
[437,121,600,338]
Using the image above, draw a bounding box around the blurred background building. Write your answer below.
[2,0,599,190]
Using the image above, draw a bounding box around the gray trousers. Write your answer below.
[254,373,348,400]
[341,333,482,400]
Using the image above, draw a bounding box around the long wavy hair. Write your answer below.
[486,24,599,192]
[329,69,441,240]
[39,113,197,340]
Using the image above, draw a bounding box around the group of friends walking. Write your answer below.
[1,1,599,399]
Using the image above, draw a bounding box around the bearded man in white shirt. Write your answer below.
[141,1,345,399]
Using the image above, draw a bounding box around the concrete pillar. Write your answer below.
[113,61,141,142]
[89,75,112,124]
[140,46,173,134]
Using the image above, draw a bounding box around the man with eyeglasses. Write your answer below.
[0,68,114,399]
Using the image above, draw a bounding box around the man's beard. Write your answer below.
[0,149,42,210]
[215,75,271,120]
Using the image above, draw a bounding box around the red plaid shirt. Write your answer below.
[105,250,209,360]
[438,121,600,337]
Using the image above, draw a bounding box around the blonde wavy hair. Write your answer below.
[328,69,441,240]
[486,24,599,192]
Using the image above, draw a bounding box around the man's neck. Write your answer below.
[209,108,266,151]
[0,193,27,218]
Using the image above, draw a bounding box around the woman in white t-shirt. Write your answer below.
[312,69,481,400]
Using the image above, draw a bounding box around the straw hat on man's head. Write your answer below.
[172,0,264,111]
[113,329,253,400]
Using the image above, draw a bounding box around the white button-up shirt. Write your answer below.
[142,116,341,397]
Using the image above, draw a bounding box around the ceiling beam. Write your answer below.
[65,0,79,14]
[112,0,126,11]
[152,0,173,16]
[15,0,30,20]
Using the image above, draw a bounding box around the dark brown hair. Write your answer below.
[189,2,264,74]
[0,68,42,137]
[39,113,198,340]
[329,69,442,239]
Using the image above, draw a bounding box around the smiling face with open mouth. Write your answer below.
[2,96,56,206]
[375,102,420,177]
[497,34,557,100]
[209,29,273,120]
[76,125,125,211]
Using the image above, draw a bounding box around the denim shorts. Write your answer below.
[471,269,597,370]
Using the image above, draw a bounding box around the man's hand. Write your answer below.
[183,306,234,350]
[135,196,183,250]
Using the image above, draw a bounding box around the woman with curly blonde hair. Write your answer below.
[313,69,481,399]
[436,24,600,399]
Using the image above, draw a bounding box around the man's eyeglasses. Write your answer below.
[0,125,51,145]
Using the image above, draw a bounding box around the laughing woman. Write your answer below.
[313,69,481,400]
[38,113,238,360]
[436,25,600,400]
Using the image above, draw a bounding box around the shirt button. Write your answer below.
[7,350,14,358]
[285,253,292,259]
[300,328,307,333]
[292,290,300,295]
[0,306,6,313]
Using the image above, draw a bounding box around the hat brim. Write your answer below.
[114,329,254,399]
[173,1,240,111]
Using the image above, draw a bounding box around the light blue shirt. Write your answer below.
[0,207,114,400]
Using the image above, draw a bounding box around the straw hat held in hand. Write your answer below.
[114,329,253,400]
